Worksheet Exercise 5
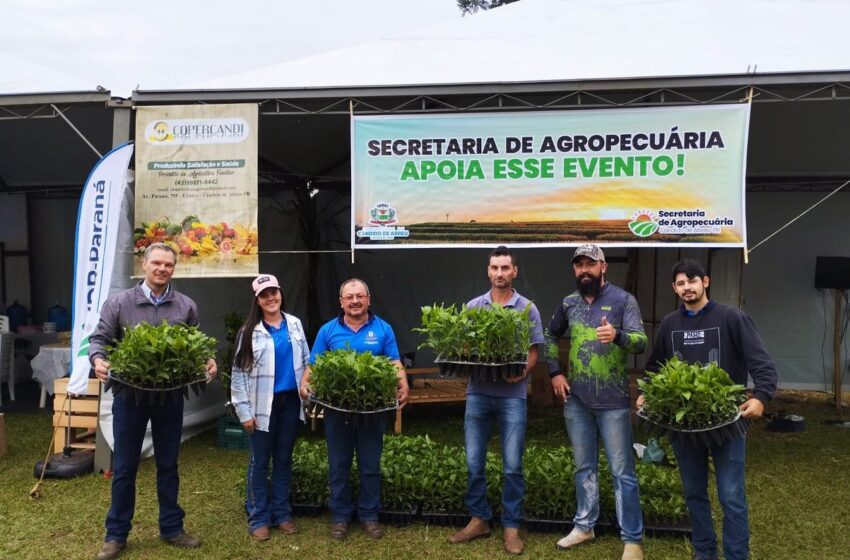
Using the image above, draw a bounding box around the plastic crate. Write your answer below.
[216,415,251,450]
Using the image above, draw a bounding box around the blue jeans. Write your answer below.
[324,410,385,522]
[105,392,185,542]
[564,397,643,543]
[464,394,527,528]
[671,434,749,560]
[246,391,301,532]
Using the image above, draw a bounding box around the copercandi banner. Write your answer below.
[134,103,259,278]
[351,104,750,248]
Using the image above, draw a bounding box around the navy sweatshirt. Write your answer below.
[646,300,778,405]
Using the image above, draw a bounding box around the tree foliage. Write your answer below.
[457,0,521,15]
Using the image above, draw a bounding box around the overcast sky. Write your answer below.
[3,0,464,96]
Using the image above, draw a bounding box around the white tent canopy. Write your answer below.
[184,0,850,92]
[3,0,849,399]
[0,51,98,96]
[130,1,850,397]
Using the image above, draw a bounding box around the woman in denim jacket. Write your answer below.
[231,274,310,541]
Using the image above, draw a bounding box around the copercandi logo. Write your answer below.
[145,118,250,145]
[628,209,659,238]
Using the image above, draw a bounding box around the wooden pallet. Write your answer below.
[53,378,100,453]
[394,368,467,434]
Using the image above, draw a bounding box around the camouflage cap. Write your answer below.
[572,244,605,263]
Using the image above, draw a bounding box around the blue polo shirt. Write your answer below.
[310,312,401,362]
[264,320,296,392]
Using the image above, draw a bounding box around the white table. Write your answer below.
[30,342,71,408]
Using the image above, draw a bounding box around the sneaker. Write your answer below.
[622,543,644,560]
[448,517,491,544]
[555,526,595,550]
[503,527,524,555]
[95,540,126,560]
[163,531,201,548]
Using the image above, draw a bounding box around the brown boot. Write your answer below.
[250,526,270,541]
[622,543,644,560]
[329,522,349,540]
[163,532,201,548]
[95,540,126,560]
[360,521,385,539]
[503,528,524,555]
[448,517,491,544]
[278,520,298,535]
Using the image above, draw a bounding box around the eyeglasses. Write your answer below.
[341,294,369,302]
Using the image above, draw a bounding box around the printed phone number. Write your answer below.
[174,179,219,186]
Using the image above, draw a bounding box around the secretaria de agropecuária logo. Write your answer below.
[628,209,659,238]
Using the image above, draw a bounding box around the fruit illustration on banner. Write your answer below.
[133,215,258,259]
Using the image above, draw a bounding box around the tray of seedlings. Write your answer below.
[306,348,400,423]
[637,358,750,447]
[416,303,531,382]
[105,321,217,405]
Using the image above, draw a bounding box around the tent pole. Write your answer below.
[834,289,843,408]
[94,106,131,475]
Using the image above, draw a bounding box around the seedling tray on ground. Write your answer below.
[420,511,474,527]
[379,507,420,527]
[291,503,324,516]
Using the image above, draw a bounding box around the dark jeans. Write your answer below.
[105,392,185,542]
[245,391,301,532]
[671,434,749,560]
[324,410,386,523]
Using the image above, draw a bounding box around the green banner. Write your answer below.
[352,104,750,248]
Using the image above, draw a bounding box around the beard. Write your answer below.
[576,272,603,298]
[679,287,703,304]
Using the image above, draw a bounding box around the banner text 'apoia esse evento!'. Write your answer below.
[351,104,750,249]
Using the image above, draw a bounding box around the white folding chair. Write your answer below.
[0,332,15,406]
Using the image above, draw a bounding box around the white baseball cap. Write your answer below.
[251,274,281,297]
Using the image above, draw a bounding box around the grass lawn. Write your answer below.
[1,391,848,560]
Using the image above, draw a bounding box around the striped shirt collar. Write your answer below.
[140,281,171,306]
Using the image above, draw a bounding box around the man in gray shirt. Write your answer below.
[448,246,545,555]
[89,243,216,560]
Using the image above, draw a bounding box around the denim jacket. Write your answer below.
[230,313,310,431]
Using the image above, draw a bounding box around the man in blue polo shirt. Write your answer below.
[448,246,545,556]
[299,278,409,541]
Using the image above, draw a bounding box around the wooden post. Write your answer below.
[834,289,843,409]
[94,382,113,474]
[0,413,8,457]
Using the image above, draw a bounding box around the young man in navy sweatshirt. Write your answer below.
[643,259,777,560]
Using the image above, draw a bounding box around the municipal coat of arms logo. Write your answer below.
[368,202,397,226]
